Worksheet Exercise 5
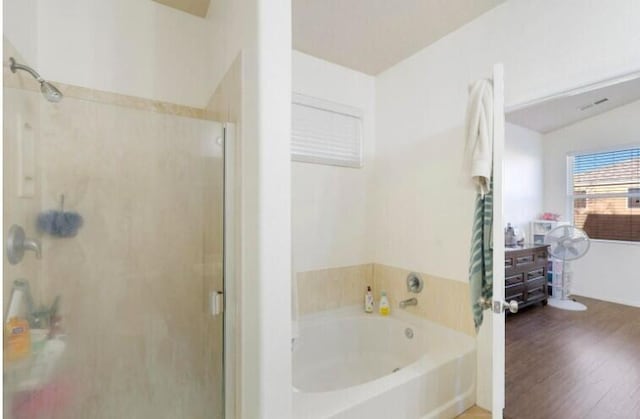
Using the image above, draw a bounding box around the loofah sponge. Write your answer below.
[37,210,83,238]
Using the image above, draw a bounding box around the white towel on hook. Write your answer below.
[465,79,493,196]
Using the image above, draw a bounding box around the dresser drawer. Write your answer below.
[525,276,547,301]
[515,254,535,266]
[506,283,525,303]
[527,267,545,280]
[506,273,524,286]
[505,255,514,270]
[526,286,547,302]
[526,276,546,291]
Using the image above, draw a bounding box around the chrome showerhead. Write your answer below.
[9,57,63,103]
[40,80,63,103]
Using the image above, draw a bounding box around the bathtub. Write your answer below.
[292,306,476,419]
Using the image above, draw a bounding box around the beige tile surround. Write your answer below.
[295,263,475,336]
[296,264,373,315]
[373,264,475,336]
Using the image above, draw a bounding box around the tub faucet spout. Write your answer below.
[399,298,418,309]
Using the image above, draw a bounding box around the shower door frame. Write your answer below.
[223,122,237,419]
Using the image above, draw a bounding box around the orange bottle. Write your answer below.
[5,317,31,362]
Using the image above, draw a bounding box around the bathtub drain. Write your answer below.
[405,328,414,339]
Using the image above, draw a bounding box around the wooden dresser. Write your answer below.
[504,244,549,310]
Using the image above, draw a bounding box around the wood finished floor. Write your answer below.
[505,296,640,419]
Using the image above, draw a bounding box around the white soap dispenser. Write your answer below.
[364,286,374,313]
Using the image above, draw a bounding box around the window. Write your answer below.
[629,188,640,209]
[574,190,587,209]
[568,147,640,242]
[292,93,363,168]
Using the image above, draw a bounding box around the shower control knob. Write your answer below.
[406,273,424,293]
[6,225,41,265]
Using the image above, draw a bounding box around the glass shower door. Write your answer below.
[3,9,227,417]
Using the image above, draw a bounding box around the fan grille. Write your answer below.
[544,225,590,261]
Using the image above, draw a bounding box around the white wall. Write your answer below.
[3,0,38,66]
[543,99,640,308]
[373,0,640,409]
[292,51,376,273]
[207,0,293,417]
[4,0,294,417]
[4,0,215,108]
[505,123,544,234]
[227,1,293,417]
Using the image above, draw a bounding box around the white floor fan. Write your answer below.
[544,225,591,311]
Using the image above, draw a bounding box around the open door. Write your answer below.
[491,63,507,419]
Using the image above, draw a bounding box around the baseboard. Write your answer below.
[571,293,640,308]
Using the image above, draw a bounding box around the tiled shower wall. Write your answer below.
[295,264,373,315]
[295,263,475,336]
[4,41,226,417]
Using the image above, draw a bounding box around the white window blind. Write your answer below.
[568,147,640,242]
[292,93,363,168]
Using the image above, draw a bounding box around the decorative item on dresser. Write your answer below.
[504,244,549,311]
[530,220,570,245]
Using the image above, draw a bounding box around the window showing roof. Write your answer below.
[569,147,640,242]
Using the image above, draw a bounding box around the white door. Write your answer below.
[491,63,507,419]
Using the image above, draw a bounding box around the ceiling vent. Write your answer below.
[578,97,609,111]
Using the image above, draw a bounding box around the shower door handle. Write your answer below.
[210,291,224,316]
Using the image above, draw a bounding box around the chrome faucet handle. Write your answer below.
[23,237,42,258]
[7,225,42,264]
[406,273,423,293]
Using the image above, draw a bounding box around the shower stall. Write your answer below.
[3,2,235,418]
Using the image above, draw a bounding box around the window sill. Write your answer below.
[590,239,640,246]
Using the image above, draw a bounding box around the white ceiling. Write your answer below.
[506,76,640,134]
[292,0,506,75]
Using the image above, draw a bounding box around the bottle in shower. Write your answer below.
[379,291,390,316]
[364,286,374,313]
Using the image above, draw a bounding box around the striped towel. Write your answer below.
[466,78,494,331]
[469,181,493,331]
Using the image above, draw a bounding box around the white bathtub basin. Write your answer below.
[292,306,476,419]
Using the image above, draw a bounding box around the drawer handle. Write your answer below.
[517,256,534,264]
[506,275,523,284]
